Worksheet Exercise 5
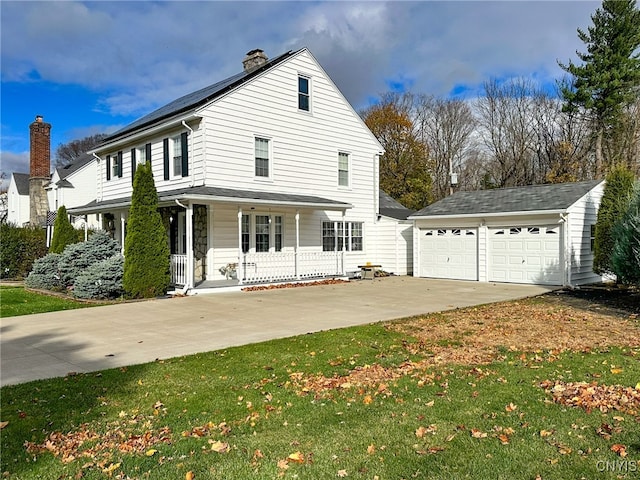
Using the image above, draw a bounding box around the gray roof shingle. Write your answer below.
[410,180,603,218]
[378,190,414,220]
[56,152,94,182]
[12,173,30,195]
[103,49,299,143]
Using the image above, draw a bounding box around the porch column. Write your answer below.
[295,210,300,279]
[120,213,126,255]
[186,202,194,289]
[237,208,243,285]
[341,210,346,275]
[206,205,215,280]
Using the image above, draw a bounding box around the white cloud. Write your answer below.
[0,150,29,178]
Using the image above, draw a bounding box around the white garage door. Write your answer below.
[489,225,561,285]
[420,228,478,280]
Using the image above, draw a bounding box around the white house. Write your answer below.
[6,173,30,226]
[373,190,414,276]
[46,153,101,230]
[71,48,391,290]
[410,180,605,287]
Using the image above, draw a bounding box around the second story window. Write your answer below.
[107,151,122,180]
[298,75,310,111]
[255,137,270,178]
[173,135,182,177]
[338,152,349,187]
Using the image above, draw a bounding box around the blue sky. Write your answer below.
[1,0,598,187]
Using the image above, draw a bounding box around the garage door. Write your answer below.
[489,225,561,285]
[420,228,478,280]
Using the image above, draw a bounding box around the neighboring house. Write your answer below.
[409,180,605,287]
[6,173,30,226]
[373,190,414,276]
[71,48,388,290]
[46,153,101,229]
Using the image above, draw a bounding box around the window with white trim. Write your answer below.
[241,215,250,253]
[241,214,284,253]
[255,215,270,252]
[298,75,310,111]
[338,152,349,187]
[322,221,364,252]
[172,135,183,177]
[255,137,270,178]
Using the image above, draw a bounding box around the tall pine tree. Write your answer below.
[559,0,640,177]
[123,162,170,298]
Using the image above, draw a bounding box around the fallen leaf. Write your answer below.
[540,430,553,437]
[611,444,628,457]
[498,434,510,445]
[145,449,157,456]
[367,444,376,454]
[505,403,518,412]
[102,462,121,475]
[0,421,8,429]
[277,459,289,470]
[610,368,623,375]
[363,395,373,405]
[471,429,487,439]
[287,451,305,464]
[185,472,195,480]
[337,469,348,477]
[209,441,230,453]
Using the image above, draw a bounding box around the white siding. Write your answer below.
[7,179,29,226]
[373,216,413,275]
[566,181,606,286]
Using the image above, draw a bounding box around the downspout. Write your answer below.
[92,153,102,202]
[560,213,570,287]
[181,121,195,187]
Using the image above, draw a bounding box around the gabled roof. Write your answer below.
[68,185,351,215]
[378,190,414,220]
[55,152,94,185]
[410,180,603,218]
[102,49,300,143]
[11,173,30,195]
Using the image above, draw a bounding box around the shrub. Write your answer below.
[57,231,120,288]
[593,165,636,276]
[25,253,62,290]
[123,162,170,298]
[611,182,640,285]
[49,206,78,253]
[74,255,124,299]
[0,223,47,279]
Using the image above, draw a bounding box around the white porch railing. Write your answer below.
[240,251,343,284]
[170,254,187,286]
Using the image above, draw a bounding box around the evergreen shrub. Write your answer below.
[74,255,124,299]
[611,182,640,285]
[25,253,62,290]
[49,206,78,253]
[57,231,120,288]
[0,223,47,279]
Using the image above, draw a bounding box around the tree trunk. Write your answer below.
[595,127,604,178]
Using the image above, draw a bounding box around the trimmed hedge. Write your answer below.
[0,223,48,279]
[611,182,640,285]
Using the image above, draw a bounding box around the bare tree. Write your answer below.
[416,96,476,200]
[475,78,541,188]
[55,133,108,167]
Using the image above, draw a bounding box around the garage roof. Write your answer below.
[409,180,603,218]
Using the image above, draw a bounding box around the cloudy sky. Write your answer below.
[1,0,598,185]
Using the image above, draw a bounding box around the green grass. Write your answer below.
[0,286,100,317]
[1,320,638,479]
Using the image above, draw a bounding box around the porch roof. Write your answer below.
[68,186,352,214]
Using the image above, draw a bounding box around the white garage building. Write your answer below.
[410,180,606,287]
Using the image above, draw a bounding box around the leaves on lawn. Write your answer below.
[540,380,640,416]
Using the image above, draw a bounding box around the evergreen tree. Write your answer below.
[49,205,78,253]
[611,182,640,285]
[593,165,636,276]
[123,162,170,298]
[559,0,640,177]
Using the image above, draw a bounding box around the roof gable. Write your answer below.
[11,173,30,195]
[56,152,94,181]
[410,180,603,218]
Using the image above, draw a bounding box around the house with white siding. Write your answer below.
[71,48,391,291]
[6,173,30,226]
[410,180,605,287]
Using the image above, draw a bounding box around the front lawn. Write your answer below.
[1,296,638,479]
[0,286,101,318]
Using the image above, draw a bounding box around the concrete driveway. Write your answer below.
[0,277,553,386]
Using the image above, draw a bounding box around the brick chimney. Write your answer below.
[242,49,268,73]
[29,115,51,226]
